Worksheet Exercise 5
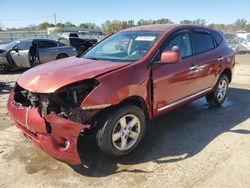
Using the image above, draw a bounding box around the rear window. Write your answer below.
[59,38,70,45]
[69,33,79,37]
[212,31,223,46]
[193,31,215,54]
[69,38,87,45]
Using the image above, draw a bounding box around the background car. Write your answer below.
[224,33,250,53]
[0,38,76,73]
[238,35,250,52]
[58,37,97,57]
[224,33,241,52]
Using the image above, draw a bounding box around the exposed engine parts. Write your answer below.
[13,80,100,124]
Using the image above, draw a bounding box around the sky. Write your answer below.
[0,0,250,28]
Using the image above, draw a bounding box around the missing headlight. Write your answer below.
[13,85,39,107]
[39,79,100,123]
[55,79,99,107]
[13,80,100,124]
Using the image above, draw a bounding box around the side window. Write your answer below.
[17,41,31,50]
[38,41,58,48]
[193,32,215,53]
[163,32,192,58]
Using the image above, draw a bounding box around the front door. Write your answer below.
[10,40,31,68]
[152,30,199,116]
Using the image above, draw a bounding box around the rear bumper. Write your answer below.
[7,90,90,164]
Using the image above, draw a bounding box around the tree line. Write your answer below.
[1,18,250,35]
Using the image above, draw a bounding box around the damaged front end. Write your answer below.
[8,79,101,164]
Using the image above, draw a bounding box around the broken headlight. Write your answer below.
[56,79,99,107]
[40,79,99,115]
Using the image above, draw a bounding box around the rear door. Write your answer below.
[10,40,31,68]
[37,40,59,63]
[191,29,221,91]
[152,30,199,115]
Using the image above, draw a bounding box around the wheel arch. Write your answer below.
[222,68,232,83]
[56,53,68,59]
[89,96,150,128]
[118,96,150,120]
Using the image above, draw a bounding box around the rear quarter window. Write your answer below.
[193,31,215,54]
[212,31,223,46]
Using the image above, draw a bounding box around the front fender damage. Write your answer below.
[8,84,103,164]
[42,112,90,164]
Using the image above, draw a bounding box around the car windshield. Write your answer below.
[2,41,19,51]
[84,30,162,62]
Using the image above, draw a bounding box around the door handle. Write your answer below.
[189,65,198,71]
[217,56,224,61]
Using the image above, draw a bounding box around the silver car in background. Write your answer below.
[0,39,76,73]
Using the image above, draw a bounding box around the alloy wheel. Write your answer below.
[217,79,227,102]
[112,114,141,151]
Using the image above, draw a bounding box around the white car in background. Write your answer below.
[224,33,250,53]
[224,33,241,53]
[239,35,250,52]
[236,31,250,53]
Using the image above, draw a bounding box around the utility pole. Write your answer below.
[54,13,57,26]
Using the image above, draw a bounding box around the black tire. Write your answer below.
[96,105,146,157]
[56,54,68,59]
[206,74,229,107]
[0,64,9,74]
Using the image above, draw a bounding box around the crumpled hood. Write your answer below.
[17,57,129,93]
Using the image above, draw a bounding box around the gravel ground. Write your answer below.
[0,55,250,188]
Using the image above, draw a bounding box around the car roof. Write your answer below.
[122,24,209,32]
[17,38,58,42]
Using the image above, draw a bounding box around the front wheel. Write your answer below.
[206,74,229,107]
[96,105,146,157]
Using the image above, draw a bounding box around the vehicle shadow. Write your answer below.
[6,68,27,75]
[71,87,250,177]
[0,69,26,95]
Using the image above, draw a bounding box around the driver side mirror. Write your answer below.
[160,47,181,64]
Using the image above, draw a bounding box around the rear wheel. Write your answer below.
[0,64,9,74]
[206,74,229,107]
[56,54,68,59]
[96,105,146,157]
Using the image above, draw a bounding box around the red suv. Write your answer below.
[7,24,235,164]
